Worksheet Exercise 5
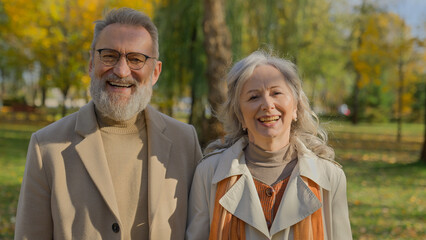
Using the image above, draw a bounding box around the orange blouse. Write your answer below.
[253,177,290,229]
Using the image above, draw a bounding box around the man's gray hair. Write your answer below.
[91,7,159,58]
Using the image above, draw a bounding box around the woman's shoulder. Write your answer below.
[198,137,246,169]
[315,157,348,190]
[192,148,229,185]
[295,138,343,173]
[319,157,343,171]
[197,148,227,171]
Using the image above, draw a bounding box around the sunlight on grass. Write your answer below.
[328,122,425,240]
[0,121,47,239]
[326,121,424,136]
[344,161,426,239]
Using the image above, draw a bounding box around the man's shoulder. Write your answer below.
[33,108,82,143]
[159,110,189,126]
[146,106,194,131]
[37,111,78,133]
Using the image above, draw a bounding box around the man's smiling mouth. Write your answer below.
[108,81,133,88]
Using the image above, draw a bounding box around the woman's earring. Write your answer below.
[242,127,247,132]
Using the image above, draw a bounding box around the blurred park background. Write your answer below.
[0,0,425,239]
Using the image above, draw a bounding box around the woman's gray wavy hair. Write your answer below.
[91,7,159,58]
[205,50,335,161]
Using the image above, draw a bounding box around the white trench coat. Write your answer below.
[186,138,352,240]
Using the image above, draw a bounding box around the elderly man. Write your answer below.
[15,8,202,240]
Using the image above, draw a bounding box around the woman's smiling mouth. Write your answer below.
[258,116,280,124]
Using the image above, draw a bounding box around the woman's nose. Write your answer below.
[261,96,275,110]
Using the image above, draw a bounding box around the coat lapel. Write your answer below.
[74,101,121,220]
[212,138,271,238]
[269,169,322,236]
[220,171,271,238]
[144,106,172,226]
[269,140,331,236]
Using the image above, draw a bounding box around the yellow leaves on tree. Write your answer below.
[351,11,424,119]
[107,0,158,18]
[351,12,414,87]
[1,0,158,107]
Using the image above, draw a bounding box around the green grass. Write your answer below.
[344,160,425,239]
[0,119,425,239]
[0,123,37,238]
[328,121,425,240]
[0,122,45,239]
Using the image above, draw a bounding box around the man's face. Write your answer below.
[89,23,162,121]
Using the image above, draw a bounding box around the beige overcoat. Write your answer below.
[186,137,352,240]
[15,101,202,240]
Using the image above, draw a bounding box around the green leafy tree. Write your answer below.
[226,0,350,114]
[154,0,206,117]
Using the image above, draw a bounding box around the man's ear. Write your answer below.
[89,52,94,72]
[151,60,162,86]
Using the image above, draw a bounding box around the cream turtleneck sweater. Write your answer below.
[96,108,149,239]
[244,142,297,186]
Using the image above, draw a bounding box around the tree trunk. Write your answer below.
[351,0,369,125]
[0,70,4,104]
[41,86,47,107]
[202,0,231,145]
[61,87,69,117]
[351,72,360,125]
[421,79,426,162]
[396,56,404,143]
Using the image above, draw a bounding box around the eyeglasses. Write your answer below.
[96,48,156,70]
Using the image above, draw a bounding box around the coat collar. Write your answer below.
[211,138,250,184]
[75,101,98,137]
[292,137,332,191]
[74,101,121,220]
[74,102,172,225]
[212,137,331,190]
[211,137,330,237]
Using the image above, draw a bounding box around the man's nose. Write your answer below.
[113,56,131,78]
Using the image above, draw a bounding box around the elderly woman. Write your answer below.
[186,50,352,240]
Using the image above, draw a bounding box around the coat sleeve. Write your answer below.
[331,169,352,240]
[14,134,53,240]
[186,162,211,240]
[190,125,203,166]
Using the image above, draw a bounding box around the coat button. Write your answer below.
[112,223,120,233]
[265,188,274,197]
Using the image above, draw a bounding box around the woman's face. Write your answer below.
[239,65,297,150]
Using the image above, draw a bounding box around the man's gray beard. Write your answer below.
[89,73,152,121]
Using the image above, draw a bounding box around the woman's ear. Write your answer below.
[292,107,298,121]
[241,120,247,130]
